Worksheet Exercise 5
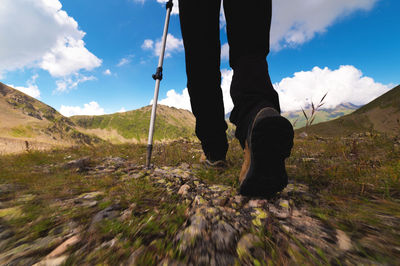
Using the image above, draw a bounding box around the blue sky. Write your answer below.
[0,0,399,116]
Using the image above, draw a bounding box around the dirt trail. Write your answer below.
[1,157,392,265]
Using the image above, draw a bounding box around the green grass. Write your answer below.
[286,133,400,264]
[71,107,196,141]
[10,125,34,138]
[0,142,196,263]
[0,132,399,264]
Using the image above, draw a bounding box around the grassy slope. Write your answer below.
[0,82,102,151]
[282,103,358,129]
[302,85,400,136]
[71,105,196,142]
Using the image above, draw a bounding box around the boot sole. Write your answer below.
[239,111,294,198]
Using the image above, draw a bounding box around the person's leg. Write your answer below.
[178,0,228,161]
[223,0,294,197]
[223,0,280,148]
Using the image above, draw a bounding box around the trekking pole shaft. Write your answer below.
[146,1,173,169]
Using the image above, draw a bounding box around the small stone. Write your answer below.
[394,144,399,152]
[179,162,190,170]
[194,195,207,206]
[233,195,244,206]
[281,225,291,233]
[100,238,117,248]
[212,197,228,206]
[131,173,143,179]
[278,199,290,209]
[79,191,103,200]
[299,132,308,138]
[64,157,91,171]
[178,184,190,195]
[46,235,80,258]
[120,203,136,221]
[211,221,237,251]
[269,205,289,220]
[90,204,122,230]
[33,255,68,266]
[336,229,352,251]
[176,213,207,251]
[302,157,317,162]
[107,157,126,165]
[247,199,267,208]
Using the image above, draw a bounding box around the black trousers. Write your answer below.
[178,0,281,160]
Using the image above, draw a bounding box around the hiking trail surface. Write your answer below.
[0,134,399,265]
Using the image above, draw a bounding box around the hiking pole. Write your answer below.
[146,0,173,169]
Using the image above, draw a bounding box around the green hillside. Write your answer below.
[304,85,400,136]
[0,82,102,154]
[71,105,196,143]
[283,103,358,129]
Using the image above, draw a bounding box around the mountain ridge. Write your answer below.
[0,82,105,154]
[282,102,360,129]
[304,84,400,136]
[0,82,197,153]
[70,105,196,144]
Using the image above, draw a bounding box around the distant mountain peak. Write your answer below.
[305,84,400,136]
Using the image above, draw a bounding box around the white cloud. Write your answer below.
[8,74,41,99]
[118,107,127,113]
[117,55,134,67]
[154,65,391,115]
[55,74,96,93]
[142,34,183,58]
[103,69,112,75]
[117,58,130,67]
[220,69,234,114]
[154,69,234,115]
[270,0,378,50]
[220,0,377,51]
[137,0,377,53]
[60,101,105,117]
[221,43,229,61]
[274,65,391,111]
[141,39,154,50]
[156,88,192,111]
[0,0,101,76]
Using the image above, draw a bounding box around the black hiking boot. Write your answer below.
[239,107,294,198]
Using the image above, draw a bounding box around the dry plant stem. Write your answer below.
[302,92,328,130]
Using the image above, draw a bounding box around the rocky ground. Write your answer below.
[1,153,394,265]
[1,133,399,265]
